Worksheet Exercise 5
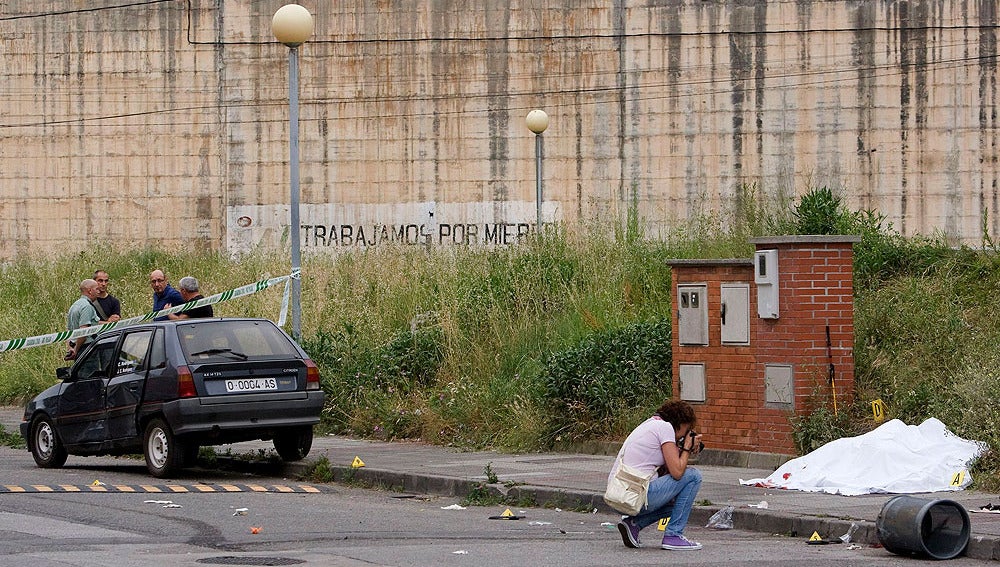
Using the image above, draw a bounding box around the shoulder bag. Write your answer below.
[604,457,655,516]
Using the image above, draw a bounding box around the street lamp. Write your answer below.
[272,4,314,341]
[525,109,549,232]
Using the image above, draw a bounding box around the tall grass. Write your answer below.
[6,191,1000,488]
[302,226,681,449]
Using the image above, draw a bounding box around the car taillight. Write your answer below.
[177,366,197,398]
[305,359,320,390]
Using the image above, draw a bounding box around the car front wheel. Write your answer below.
[30,416,67,468]
[143,418,186,478]
[273,426,313,461]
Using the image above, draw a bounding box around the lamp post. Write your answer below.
[525,109,549,232]
[272,4,314,341]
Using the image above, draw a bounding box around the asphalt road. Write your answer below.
[0,444,991,566]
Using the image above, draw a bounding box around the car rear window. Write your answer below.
[177,320,300,363]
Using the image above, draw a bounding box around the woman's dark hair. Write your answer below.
[655,400,697,429]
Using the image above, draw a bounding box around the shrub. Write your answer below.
[538,318,672,441]
[793,187,856,235]
[302,322,444,438]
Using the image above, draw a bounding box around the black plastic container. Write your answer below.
[876,496,971,560]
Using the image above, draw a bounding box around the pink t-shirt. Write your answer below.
[609,416,676,482]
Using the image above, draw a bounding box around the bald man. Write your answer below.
[149,269,183,321]
[66,279,101,360]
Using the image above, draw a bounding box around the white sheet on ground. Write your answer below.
[739,418,986,496]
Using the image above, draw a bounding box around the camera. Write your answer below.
[688,430,705,453]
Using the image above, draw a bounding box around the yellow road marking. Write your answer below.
[1,483,328,493]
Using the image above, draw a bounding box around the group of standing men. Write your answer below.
[65,269,214,360]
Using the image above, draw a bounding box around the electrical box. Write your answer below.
[679,363,706,402]
[765,364,793,406]
[754,249,779,319]
[677,284,709,345]
[720,283,750,345]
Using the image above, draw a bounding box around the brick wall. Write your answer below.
[670,236,858,456]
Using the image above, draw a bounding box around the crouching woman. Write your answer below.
[611,399,704,551]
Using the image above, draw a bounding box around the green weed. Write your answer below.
[483,462,499,484]
[462,483,503,507]
[0,424,25,450]
[302,456,335,483]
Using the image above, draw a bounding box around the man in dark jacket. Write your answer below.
[166,276,215,320]
[150,269,183,321]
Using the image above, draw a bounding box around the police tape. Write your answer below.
[0,269,300,353]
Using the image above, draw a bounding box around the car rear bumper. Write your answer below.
[161,391,325,438]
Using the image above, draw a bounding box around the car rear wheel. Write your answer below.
[144,418,186,478]
[30,416,67,468]
[273,426,313,461]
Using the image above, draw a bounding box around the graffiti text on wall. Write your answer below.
[301,223,542,247]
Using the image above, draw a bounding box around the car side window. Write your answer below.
[116,330,153,377]
[147,329,167,370]
[74,336,119,381]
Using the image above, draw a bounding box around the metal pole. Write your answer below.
[289,46,302,341]
[535,133,543,232]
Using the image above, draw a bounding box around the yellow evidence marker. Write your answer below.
[657,517,670,531]
[870,399,887,423]
[488,508,524,520]
[351,456,365,468]
[950,471,966,487]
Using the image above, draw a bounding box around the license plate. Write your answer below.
[225,378,278,393]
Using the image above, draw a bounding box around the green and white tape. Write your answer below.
[0,269,299,353]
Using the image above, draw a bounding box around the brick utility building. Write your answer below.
[669,236,859,458]
[1,1,998,259]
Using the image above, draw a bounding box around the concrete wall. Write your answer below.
[1,1,997,259]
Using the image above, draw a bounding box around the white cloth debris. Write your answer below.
[740,418,985,496]
[440,504,466,510]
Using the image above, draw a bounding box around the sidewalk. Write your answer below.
[5,407,1000,560]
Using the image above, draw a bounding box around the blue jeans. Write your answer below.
[630,467,702,536]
